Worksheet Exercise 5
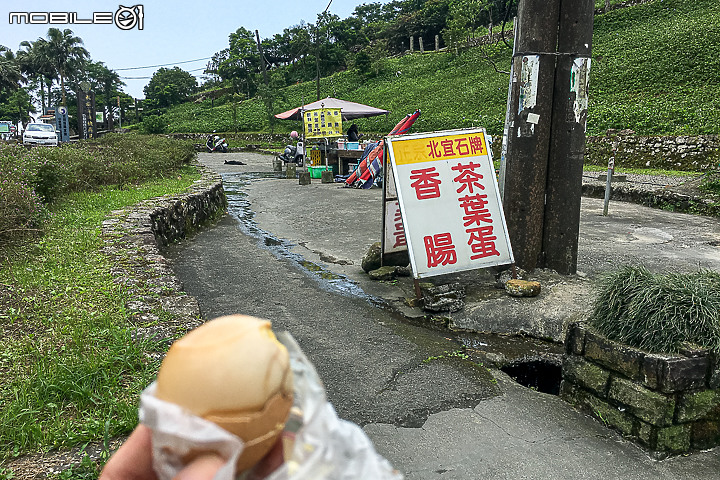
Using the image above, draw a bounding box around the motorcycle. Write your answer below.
[206,133,228,153]
[277,140,305,167]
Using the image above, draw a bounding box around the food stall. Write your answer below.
[274,97,389,176]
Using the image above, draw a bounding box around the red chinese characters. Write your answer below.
[393,205,407,248]
[459,194,492,227]
[452,162,485,194]
[453,161,500,260]
[466,226,500,259]
[425,135,486,160]
[410,167,442,200]
[424,232,457,268]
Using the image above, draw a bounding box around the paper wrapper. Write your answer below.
[140,331,404,480]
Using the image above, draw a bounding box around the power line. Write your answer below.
[120,67,207,80]
[115,56,212,71]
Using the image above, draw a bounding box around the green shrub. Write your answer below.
[588,266,720,353]
[699,170,720,196]
[0,134,195,240]
[141,114,167,134]
[0,146,47,239]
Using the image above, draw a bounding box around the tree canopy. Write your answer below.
[202,0,516,98]
[143,67,198,112]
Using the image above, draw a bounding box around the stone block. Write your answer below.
[559,380,586,407]
[655,424,691,454]
[586,395,636,437]
[564,322,586,356]
[321,170,334,183]
[691,420,720,450]
[643,354,672,390]
[636,421,656,449]
[368,266,396,281]
[505,279,541,297]
[560,382,635,436]
[285,164,297,179]
[644,354,710,393]
[298,171,311,185]
[708,356,720,390]
[584,330,645,381]
[663,357,710,392]
[562,355,611,397]
[678,342,710,358]
[676,389,720,423]
[609,377,675,427]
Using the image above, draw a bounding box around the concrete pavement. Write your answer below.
[190,151,720,479]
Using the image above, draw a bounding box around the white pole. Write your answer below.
[603,140,617,216]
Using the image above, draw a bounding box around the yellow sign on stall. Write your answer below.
[304,108,342,139]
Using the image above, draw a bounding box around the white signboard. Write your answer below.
[387,128,514,279]
[383,200,407,254]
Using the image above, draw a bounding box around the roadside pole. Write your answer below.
[256,30,274,134]
[498,17,518,203]
[603,140,617,216]
[542,0,594,274]
[502,0,561,271]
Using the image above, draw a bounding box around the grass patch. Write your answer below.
[699,170,720,196]
[588,266,720,354]
[0,167,200,460]
[581,164,703,177]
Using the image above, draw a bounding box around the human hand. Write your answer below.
[99,424,224,480]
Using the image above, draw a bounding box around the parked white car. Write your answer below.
[23,123,58,146]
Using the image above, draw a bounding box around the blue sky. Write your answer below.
[1,0,377,99]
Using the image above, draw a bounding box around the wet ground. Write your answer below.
[221,169,564,376]
[165,151,720,479]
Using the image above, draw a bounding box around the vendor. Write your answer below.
[347,124,359,142]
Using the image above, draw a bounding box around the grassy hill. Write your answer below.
[160,0,719,137]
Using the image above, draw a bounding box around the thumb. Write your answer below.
[174,454,225,480]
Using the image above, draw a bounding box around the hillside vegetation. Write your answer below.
[159,0,719,137]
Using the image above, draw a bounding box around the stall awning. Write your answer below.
[275,97,389,121]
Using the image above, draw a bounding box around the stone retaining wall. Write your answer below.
[581,183,720,217]
[100,163,227,345]
[561,323,720,456]
[585,133,720,172]
[169,132,720,172]
[167,133,290,150]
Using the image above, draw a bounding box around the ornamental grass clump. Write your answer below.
[588,266,720,354]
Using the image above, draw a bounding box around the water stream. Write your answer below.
[221,172,563,392]
[222,172,380,304]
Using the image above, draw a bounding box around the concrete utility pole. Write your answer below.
[502,0,594,274]
[255,30,270,89]
[502,0,561,271]
[543,1,594,274]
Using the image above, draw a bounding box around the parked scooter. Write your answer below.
[206,132,228,153]
[277,130,304,166]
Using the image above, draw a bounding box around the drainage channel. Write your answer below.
[223,172,565,395]
[456,331,564,395]
[222,172,380,304]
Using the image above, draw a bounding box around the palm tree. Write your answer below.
[18,39,56,111]
[0,45,23,92]
[44,28,89,106]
